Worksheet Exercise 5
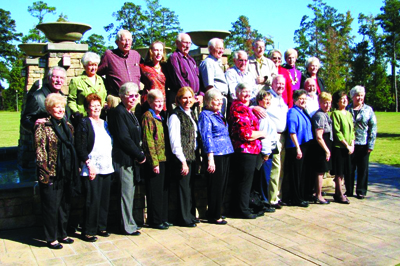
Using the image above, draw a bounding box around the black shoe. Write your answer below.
[240,213,257,219]
[150,223,169,230]
[126,231,141,236]
[264,206,276,213]
[82,235,98,242]
[271,203,282,209]
[221,216,226,219]
[314,198,330,204]
[333,195,350,204]
[98,231,111,237]
[180,223,197,227]
[47,242,63,249]
[278,200,287,206]
[163,221,173,227]
[192,219,200,224]
[58,237,74,244]
[297,201,309,207]
[356,194,365,200]
[136,226,142,230]
[209,219,227,225]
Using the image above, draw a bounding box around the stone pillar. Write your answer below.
[17,43,88,171]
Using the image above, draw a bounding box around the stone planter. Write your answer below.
[18,43,47,57]
[36,22,91,43]
[187,30,231,47]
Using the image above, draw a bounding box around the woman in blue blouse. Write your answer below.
[198,89,234,224]
[283,89,313,207]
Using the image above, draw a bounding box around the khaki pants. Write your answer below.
[268,133,286,204]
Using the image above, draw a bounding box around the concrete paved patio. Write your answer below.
[1,162,399,265]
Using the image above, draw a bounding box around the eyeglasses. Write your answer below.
[126,94,140,99]
[237,59,248,62]
[272,57,281,60]
[181,41,192,45]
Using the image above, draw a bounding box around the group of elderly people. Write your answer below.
[26,29,377,249]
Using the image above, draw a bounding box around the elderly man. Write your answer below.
[248,39,277,91]
[225,50,257,101]
[21,66,69,132]
[97,29,142,107]
[267,75,288,209]
[166,33,201,114]
[199,38,229,115]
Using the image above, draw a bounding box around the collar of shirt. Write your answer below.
[149,108,163,121]
[114,48,130,58]
[233,66,248,77]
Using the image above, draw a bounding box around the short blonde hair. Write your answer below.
[175,87,194,107]
[319,92,332,102]
[284,48,298,60]
[147,89,164,103]
[45,93,67,112]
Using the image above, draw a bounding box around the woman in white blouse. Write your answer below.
[304,78,319,117]
[168,87,198,228]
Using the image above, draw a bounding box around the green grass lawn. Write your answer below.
[0,111,399,167]
[0,111,21,147]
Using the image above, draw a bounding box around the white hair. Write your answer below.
[119,82,139,98]
[116,29,132,42]
[284,48,298,60]
[252,39,265,48]
[234,50,247,59]
[306,56,320,69]
[350,85,366,98]
[235,83,249,97]
[176,33,190,42]
[269,49,282,58]
[81,52,100,66]
[48,66,66,79]
[204,89,222,109]
[208,38,223,51]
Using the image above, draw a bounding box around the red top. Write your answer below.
[278,66,293,108]
[228,100,261,154]
[140,64,167,111]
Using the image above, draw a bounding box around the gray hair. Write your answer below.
[304,78,315,87]
[284,48,298,60]
[48,66,66,79]
[233,50,247,60]
[147,89,164,103]
[350,85,366,98]
[256,90,272,104]
[119,82,139,98]
[208,38,223,51]
[176,32,190,42]
[269,49,282,59]
[116,29,132,42]
[252,39,265,48]
[235,83,249,97]
[204,89,222,109]
[306,56,320,69]
[293,89,307,102]
[81,52,100,66]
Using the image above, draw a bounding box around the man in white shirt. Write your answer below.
[267,75,289,208]
[225,50,257,101]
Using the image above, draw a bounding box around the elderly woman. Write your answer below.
[198,89,234,224]
[68,52,107,117]
[269,49,293,108]
[140,41,167,110]
[142,89,170,230]
[34,93,79,249]
[75,93,114,242]
[168,87,198,227]
[311,92,333,204]
[304,78,319,116]
[108,82,146,235]
[228,83,266,219]
[301,57,325,94]
[331,91,355,204]
[283,89,313,207]
[283,48,302,91]
[255,90,277,208]
[347,86,377,199]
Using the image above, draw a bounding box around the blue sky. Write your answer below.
[4,0,385,51]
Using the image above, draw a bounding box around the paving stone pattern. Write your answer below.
[0,163,399,265]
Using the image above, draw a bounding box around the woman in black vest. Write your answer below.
[168,87,198,227]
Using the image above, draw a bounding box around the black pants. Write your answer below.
[82,174,111,235]
[206,154,230,220]
[232,153,257,216]
[145,162,169,225]
[349,145,370,196]
[39,180,70,242]
[283,143,310,204]
[175,161,195,225]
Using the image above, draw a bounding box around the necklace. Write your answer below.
[288,68,298,85]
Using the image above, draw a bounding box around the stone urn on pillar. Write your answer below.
[187,30,231,69]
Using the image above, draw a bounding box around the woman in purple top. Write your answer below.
[283,49,302,91]
[198,89,234,224]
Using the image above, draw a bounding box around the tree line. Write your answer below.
[0,0,399,111]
